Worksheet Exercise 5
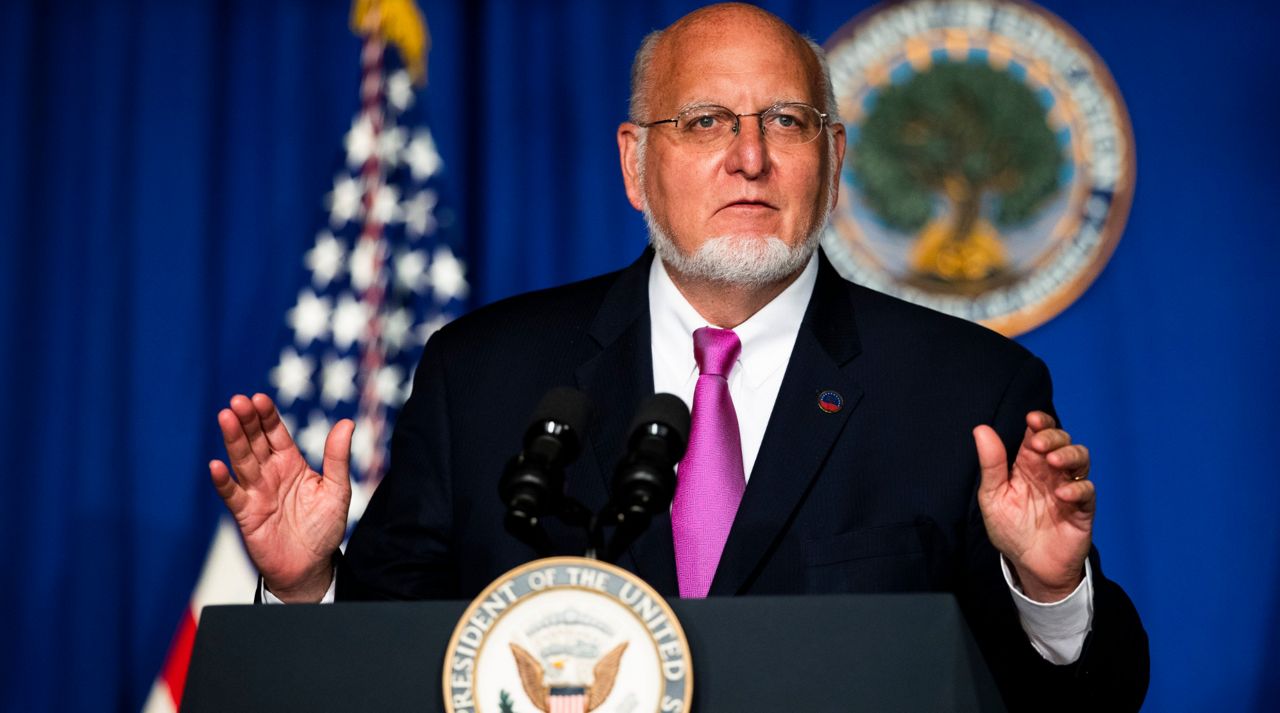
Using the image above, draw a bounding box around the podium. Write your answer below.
[181,593,1006,712]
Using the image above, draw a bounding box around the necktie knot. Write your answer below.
[693,327,740,378]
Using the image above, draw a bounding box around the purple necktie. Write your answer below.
[672,327,745,598]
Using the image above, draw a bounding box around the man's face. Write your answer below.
[619,20,845,281]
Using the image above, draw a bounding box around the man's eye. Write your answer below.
[684,113,724,130]
[769,112,805,131]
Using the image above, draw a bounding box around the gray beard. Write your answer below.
[644,212,820,288]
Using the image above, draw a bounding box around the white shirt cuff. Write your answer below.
[260,572,337,604]
[1000,556,1094,665]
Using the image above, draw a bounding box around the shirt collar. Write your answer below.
[648,252,818,388]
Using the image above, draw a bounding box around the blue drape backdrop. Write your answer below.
[1,1,1276,711]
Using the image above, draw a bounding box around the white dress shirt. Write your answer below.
[646,253,1093,665]
[270,252,1095,665]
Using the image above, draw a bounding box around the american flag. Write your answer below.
[142,4,464,710]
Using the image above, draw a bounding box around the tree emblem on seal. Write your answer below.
[851,62,1064,288]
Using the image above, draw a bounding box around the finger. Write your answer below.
[973,425,1009,498]
[1026,411,1057,432]
[209,459,250,513]
[1048,444,1090,472]
[322,419,356,490]
[217,407,262,484]
[230,394,272,463]
[1054,479,1097,513]
[1028,428,1072,454]
[251,392,295,453]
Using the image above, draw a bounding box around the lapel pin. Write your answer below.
[817,390,843,414]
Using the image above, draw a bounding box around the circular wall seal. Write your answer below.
[821,0,1135,335]
[443,557,693,713]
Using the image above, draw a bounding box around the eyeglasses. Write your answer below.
[638,102,829,151]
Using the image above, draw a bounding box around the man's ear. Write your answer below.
[828,122,846,210]
[617,122,645,212]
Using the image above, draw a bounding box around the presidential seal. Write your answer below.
[822,0,1135,335]
[443,557,692,713]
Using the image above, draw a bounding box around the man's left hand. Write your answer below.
[973,411,1094,602]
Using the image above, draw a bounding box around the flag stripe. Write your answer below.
[160,609,198,708]
[146,519,259,712]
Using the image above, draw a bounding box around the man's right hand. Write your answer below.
[209,393,354,603]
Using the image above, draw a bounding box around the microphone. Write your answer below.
[600,393,690,561]
[499,387,593,553]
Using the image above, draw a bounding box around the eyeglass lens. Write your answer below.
[674,104,823,148]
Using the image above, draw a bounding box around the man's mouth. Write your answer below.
[720,198,777,211]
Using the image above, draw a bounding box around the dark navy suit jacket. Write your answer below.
[339,249,1148,710]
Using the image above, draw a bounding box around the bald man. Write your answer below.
[212,4,1147,709]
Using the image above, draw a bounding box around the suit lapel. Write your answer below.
[574,250,679,594]
[709,252,865,595]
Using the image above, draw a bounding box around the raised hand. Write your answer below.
[973,411,1094,602]
[209,393,355,602]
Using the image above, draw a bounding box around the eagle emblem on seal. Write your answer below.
[509,642,628,713]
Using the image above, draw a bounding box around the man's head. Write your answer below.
[617,3,845,288]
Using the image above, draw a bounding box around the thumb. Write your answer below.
[973,425,1009,498]
[322,419,356,490]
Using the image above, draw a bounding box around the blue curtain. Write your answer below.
[2,1,1276,711]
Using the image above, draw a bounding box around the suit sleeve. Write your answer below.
[959,354,1149,712]
[337,331,461,600]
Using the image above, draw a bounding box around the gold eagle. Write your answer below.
[509,642,629,712]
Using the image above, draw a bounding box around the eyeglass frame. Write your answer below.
[636,101,831,147]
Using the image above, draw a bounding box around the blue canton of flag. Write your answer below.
[268,26,466,529]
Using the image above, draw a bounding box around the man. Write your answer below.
[210,4,1147,709]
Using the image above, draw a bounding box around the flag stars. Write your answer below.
[262,74,457,487]
[344,115,377,168]
[349,239,383,293]
[394,249,429,294]
[269,347,315,407]
[386,70,415,113]
[402,189,438,238]
[429,246,469,303]
[332,294,371,350]
[305,231,346,289]
[286,289,332,347]
[327,175,364,227]
[381,306,414,354]
[379,126,407,167]
[405,129,442,181]
[373,365,406,406]
[320,356,358,407]
[297,411,332,467]
[369,184,402,225]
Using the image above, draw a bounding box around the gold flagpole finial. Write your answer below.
[350,0,430,86]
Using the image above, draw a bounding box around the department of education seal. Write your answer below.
[443,557,693,713]
[822,0,1135,335]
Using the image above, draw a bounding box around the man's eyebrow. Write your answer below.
[673,97,810,114]
[674,99,723,113]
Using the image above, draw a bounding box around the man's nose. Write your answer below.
[723,116,769,178]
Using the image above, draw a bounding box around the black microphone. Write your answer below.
[499,387,593,553]
[600,393,690,561]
